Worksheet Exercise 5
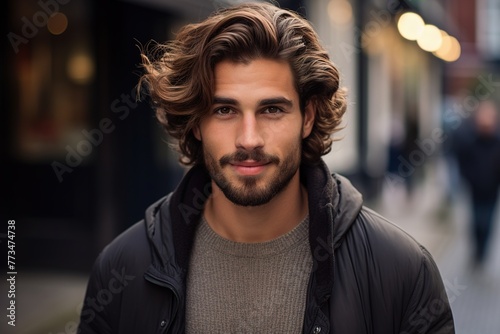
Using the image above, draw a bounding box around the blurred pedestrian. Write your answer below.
[78,2,454,333]
[454,99,500,265]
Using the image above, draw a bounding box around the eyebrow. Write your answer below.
[213,97,239,106]
[213,96,294,108]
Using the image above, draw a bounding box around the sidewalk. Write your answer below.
[434,194,500,334]
[375,165,500,334]
[0,272,88,334]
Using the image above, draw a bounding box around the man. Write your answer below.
[454,99,500,265]
[78,2,454,333]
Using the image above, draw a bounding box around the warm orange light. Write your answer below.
[47,12,68,35]
[434,35,461,62]
[67,53,94,84]
[328,0,353,25]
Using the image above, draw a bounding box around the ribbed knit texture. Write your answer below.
[185,216,312,333]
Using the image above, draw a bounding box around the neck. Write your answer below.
[203,171,308,243]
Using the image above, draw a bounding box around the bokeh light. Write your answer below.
[328,0,353,25]
[417,24,443,52]
[435,35,461,62]
[47,12,68,35]
[67,53,94,84]
[397,12,425,41]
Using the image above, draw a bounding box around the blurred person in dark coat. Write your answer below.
[455,99,500,265]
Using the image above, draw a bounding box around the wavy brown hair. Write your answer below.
[140,2,347,166]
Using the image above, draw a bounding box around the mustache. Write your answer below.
[219,149,280,167]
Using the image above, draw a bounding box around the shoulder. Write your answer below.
[338,205,438,289]
[78,220,152,331]
[331,208,454,332]
[355,207,426,258]
[94,195,169,275]
[90,220,152,288]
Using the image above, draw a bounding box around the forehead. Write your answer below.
[213,58,298,101]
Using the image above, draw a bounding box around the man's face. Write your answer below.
[194,58,315,206]
[475,101,498,136]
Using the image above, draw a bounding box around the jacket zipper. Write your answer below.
[144,271,181,333]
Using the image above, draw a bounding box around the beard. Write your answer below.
[203,141,302,207]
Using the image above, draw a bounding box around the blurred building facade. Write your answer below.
[311,0,444,197]
[442,0,500,112]
[2,0,207,271]
[2,0,498,272]
[313,0,500,199]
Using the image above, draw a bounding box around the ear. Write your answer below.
[193,125,201,141]
[302,100,316,139]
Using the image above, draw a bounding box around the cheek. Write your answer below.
[200,126,233,156]
[271,126,303,154]
[260,120,302,141]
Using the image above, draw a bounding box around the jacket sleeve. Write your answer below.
[399,247,455,334]
[77,251,114,334]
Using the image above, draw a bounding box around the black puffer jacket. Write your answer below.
[78,161,454,333]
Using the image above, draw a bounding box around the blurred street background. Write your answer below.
[1,0,500,333]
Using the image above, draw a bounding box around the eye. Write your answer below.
[263,106,283,114]
[214,106,234,115]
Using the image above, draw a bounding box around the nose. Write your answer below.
[235,113,265,151]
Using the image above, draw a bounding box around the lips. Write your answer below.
[219,150,280,176]
[231,160,269,176]
[232,160,267,167]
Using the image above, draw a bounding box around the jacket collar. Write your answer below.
[300,161,363,302]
